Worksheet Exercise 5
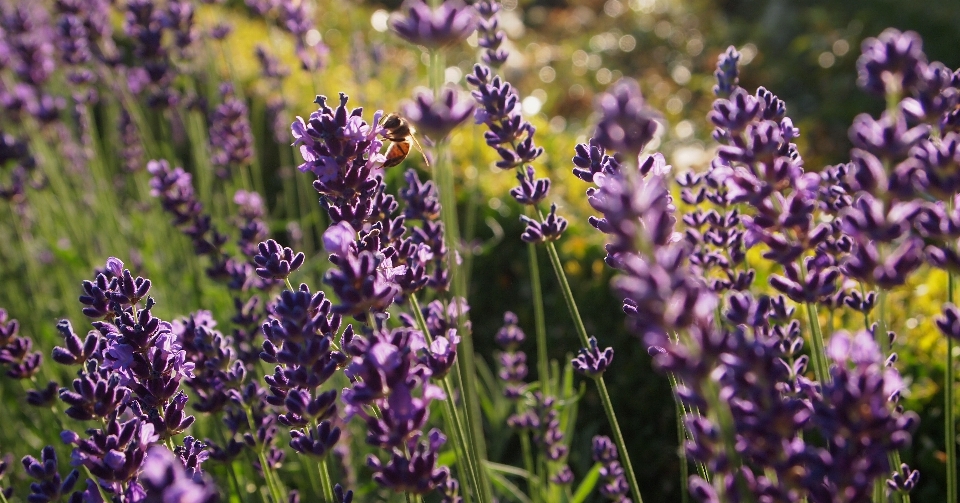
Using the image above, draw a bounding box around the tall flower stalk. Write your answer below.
[465,4,645,500]
[391,1,490,500]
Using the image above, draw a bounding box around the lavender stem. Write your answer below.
[409,295,480,503]
[318,459,334,502]
[431,115,492,500]
[526,239,550,396]
[541,237,644,503]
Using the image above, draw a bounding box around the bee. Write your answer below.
[380,113,430,168]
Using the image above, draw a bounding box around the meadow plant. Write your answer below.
[0,0,959,502]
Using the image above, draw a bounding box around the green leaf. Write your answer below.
[571,463,603,503]
[488,469,534,503]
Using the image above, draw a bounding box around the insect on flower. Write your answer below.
[380,113,430,168]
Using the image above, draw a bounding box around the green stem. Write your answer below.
[409,296,480,502]
[668,372,691,503]
[258,450,283,503]
[527,240,550,395]
[520,432,540,503]
[541,239,644,503]
[433,139,492,501]
[804,302,830,385]
[318,459,334,502]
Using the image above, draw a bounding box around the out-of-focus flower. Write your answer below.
[141,445,219,503]
[857,28,926,96]
[401,87,474,142]
[391,0,476,50]
[594,78,661,157]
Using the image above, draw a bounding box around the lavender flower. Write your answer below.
[342,325,457,497]
[713,46,741,98]
[22,446,79,503]
[59,360,129,421]
[292,93,388,228]
[592,435,631,502]
[0,307,43,379]
[593,79,661,156]
[519,203,568,243]
[254,239,305,281]
[401,87,474,142]
[572,336,614,377]
[210,84,255,178]
[857,28,926,96]
[322,221,402,317]
[141,445,219,503]
[474,0,507,67]
[467,65,544,170]
[812,331,918,501]
[390,0,477,50]
[63,417,158,496]
[495,312,527,398]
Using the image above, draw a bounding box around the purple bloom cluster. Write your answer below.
[465,4,564,243]
[390,0,476,50]
[592,435,632,503]
[322,221,403,317]
[569,32,943,503]
[148,159,273,291]
[399,298,465,380]
[260,283,344,457]
[0,132,39,203]
[292,93,386,228]
[50,257,215,500]
[401,87,474,142]
[140,445,218,503]
[494,312,527,398]
[474,0,508,68]
[841,30,960,293]
[341,325,458,498]
[594,79,661,157]
[0,307,42,379]
[210,84,255,179]
[172,311,242,414]
[508,392,572,485]
[22,446,80,503]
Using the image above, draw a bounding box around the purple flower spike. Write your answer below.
[857,28,927,96]
[210,84,255,177]
[713,45,741,97]
[887,463,920,494]
[594,78,661,156]
[401,87,474,141]
[520,203,568,243]
[368,429,451,495]
[474,0,508,67]
[290,421,341,457]
[413,329,460,379]
[22,446,79,503]
[495,312,525,349]
[334,484,354,503]
[936,304,960,341]
[390,0,477,50]
[254,239,305,280]
[141,445,219,503]
[572,336,614,377]
[510,165,551,206]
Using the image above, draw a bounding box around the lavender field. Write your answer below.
[1,0,960,502]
